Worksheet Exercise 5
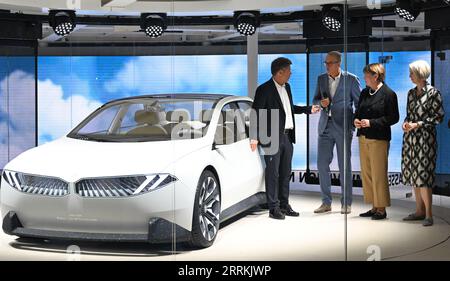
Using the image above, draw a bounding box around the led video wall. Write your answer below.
[369,51,432,172]
[37,54,309,168]
[434,50,450,175]
[308,52,366,172]
[307,51,442,173]
[0,56,36,169]
[1,51,447,175]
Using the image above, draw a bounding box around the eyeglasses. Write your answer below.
[324,61,339,65]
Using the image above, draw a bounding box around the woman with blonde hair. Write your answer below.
[402,60,445,227]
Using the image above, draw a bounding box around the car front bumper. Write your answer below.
[0,179,195,243]
[2,211,191,243]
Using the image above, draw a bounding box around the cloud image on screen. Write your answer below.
[37,54,309,169]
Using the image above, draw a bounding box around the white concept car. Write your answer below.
[0,94,266,248]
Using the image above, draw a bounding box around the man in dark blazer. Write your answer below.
[250,57,320,220]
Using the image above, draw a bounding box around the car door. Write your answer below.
[211,101,264,210]
[236,100,265,194]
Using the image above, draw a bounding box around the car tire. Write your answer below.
[189,170,221,248]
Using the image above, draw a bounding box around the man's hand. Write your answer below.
[250,139,259,152]
[361,119,371,128]
[320,98,330,108]
[311,105,321,114]
[354,119,362,129]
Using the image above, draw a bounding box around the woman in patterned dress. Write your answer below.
[402,60,445,227]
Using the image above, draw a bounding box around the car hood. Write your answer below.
[4,136,209,182]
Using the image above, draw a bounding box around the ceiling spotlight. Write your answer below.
[140,13,167,38]
[49,10,76,36]
[322,5,343,32]
[395,0,420,22]
[444,0,450,5]
[233,11,260,36]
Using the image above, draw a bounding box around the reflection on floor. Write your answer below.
[0,190,449,261]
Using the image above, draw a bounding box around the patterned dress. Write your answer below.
[402,85,445,187]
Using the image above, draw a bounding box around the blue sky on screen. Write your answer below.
[2,51,447,173]
[0,57,36,168]
[370,51,431,172]
[37,55,249,144]
[37,54,310,168]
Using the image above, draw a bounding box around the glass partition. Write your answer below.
[2,0,450,263]
[169,0,349,260]
[31,3,178,260]
[346,1,449,261]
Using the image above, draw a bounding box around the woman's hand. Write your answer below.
[361,119,371,128]
[402,122,409,132]
[354,119,362,129]
[407,122,419,131]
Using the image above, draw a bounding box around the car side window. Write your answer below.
[236,101,252,138]
[214,102,247,145]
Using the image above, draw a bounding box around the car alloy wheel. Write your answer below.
[190,170,221,248]
[198,176,220,241]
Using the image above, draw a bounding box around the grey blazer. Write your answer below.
[312,71,361,135]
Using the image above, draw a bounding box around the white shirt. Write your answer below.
[328,71,341,99]
[327,71,342,117]
[273,79,294,130]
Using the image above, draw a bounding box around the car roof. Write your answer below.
[104,93,234,104]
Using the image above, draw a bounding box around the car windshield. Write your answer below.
[67,97,218,142]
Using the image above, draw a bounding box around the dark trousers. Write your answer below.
[264,132,293,210]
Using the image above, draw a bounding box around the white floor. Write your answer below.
[0,189,449,261]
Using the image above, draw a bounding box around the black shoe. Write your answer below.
[281,204,300,217]
[359,209,376,217]
[269,208,285,220]
[371,211,387,220]
[259,203,269,210]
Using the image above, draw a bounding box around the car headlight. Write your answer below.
[75,174,178,198]
[2,170,23,191]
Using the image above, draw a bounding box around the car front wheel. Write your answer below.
[189,170,221,248]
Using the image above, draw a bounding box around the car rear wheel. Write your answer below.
[189,170,221,248]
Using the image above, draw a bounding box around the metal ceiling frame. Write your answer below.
[0,6,402,26]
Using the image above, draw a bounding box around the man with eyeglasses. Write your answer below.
[312,51,361,215]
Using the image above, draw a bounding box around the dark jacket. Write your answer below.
[251,79,311,146]
[354,84,400,141]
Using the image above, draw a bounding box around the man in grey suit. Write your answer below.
[313,51,361,215]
